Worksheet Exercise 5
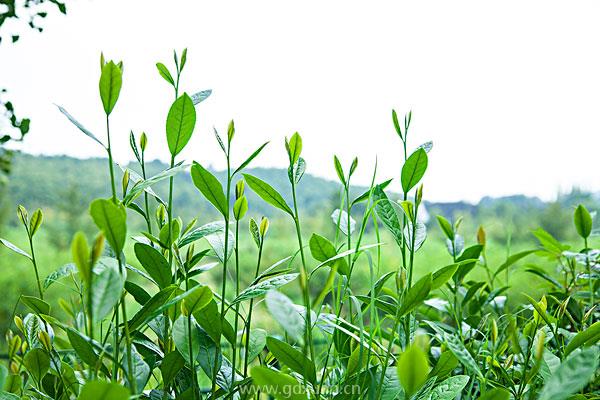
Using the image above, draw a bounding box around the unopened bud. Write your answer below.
[235,180,245,199]
[122,170,130,195]
[39,331,52,351]
[14,316,24,333]
[140,132,148,152]
[259,217,270,238]
[17,205,28,225]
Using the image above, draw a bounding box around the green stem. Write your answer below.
[291,180,315,362]
[243,240,264,378]
[27,235,43,300]
[105,115,117,202]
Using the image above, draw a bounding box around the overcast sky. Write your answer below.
[1,1,599,203]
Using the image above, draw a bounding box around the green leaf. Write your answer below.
[574,204,593,239]
[232,142,270,176]
[436,216,454,241]
[287,132,302,164]
[232,273,298,305]
[477,388,510,400]
[89,199,127,254]
[20,296,50,315]
[565,321,600,355]
[266,337,316,384]
[134,243,172,289]
[77,381,130,400]
[333,155,346,185]
[0,238,31,260]
[0,392,19,400]
[396,344,429,397]
[122,162,187,205]
[173,316,220,377]
[431,264,458,289]
[23,348,50,383]
[55,105,105,148]
[373,185,403,246]
[444,332,483,379]
[160,351,185,386]
[251,366,307,400]
[190,89,212,105]
[44,263,77,289]
[127,285,179,332]
[92,261,125,320]
[156,62,174,86]
[429,351,458,379]
[29,209,43,236]
[493,250,536,278]
[67,329,98,366]
[179,221,225,247]
[191,163,228,217]
[182,285,213,315]
[401,148,428,193]
[124,281,151,305]
[166,93,196,156]
[243,174,293,216]
[99,61,122,115]
[309,233,348,275]
[266,291,304,342]
[539,347,599,400]
[246,329,267,363]
[398,273,432,317]
[428,375,469,400]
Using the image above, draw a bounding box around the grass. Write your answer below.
[0,50,598,400]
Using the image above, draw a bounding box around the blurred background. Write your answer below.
[1,0,600,337]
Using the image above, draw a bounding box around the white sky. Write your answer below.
[1,0,600,203]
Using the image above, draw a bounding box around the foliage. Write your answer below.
[0,52,597,400]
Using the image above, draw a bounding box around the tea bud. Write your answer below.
[477,226,486,246]
[491,318,498,344]
[235,180,245,199]
[259,217,270,238]
[122,169,130,194]
[140,132,148,152]
[92,233,105,265]
[233,196,248,221]
[14,316,24,333]
[227,120,235,143]
[39,331,52,351]
[535,330,546,361]
[17,205,28,225]
[156,204,166,226]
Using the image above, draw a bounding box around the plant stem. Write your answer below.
[27,235,43,300]
[105,115,117,202]
[243,239,264,378]
[291,180,315,362]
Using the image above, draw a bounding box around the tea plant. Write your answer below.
[0,51,598,400]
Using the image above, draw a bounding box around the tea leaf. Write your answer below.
[55,105,105,148]
[122,162,187,205]
[166,93,196,156]
[243,173,293,216]
[29,209,43,237]
[539,347,599,400]
[156,62,174,86]
[247,329,267,363]
[250,366,307,400]
[182,285,213,315]
[232,141,269,176]
[160,351,185,386]
[89,199,127,254]
[444,332,483,379]
[191,162,228,217]
[309,233,348,275]
[331,209,356,236]
[127,285,179,332]
[190,89,212,105]
[92,262,125,320]
[23,348,49,383]
[77,381,129,400]
[134,243,172,289]
[20,296,50,315]
[477,388,510,400]
[398,273,432,317]
[397,344,429,396]
[266,336,316,384]
[431,264,458,289]
[428,375,469,400]
[373,185,403,246]
[0,238,31,260]
[401,148,428,193]
[66,329,98,367]
[232,273,299,305]
[99,61,122,115]
[564,321,600,355]
[44,263,77,289]
[179,221,226,247]
[266,291,304,342]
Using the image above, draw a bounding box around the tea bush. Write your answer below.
[0,51,598,400]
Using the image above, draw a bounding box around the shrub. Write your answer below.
[0,51,598,400]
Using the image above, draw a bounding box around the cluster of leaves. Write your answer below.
[0,51,598,400]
